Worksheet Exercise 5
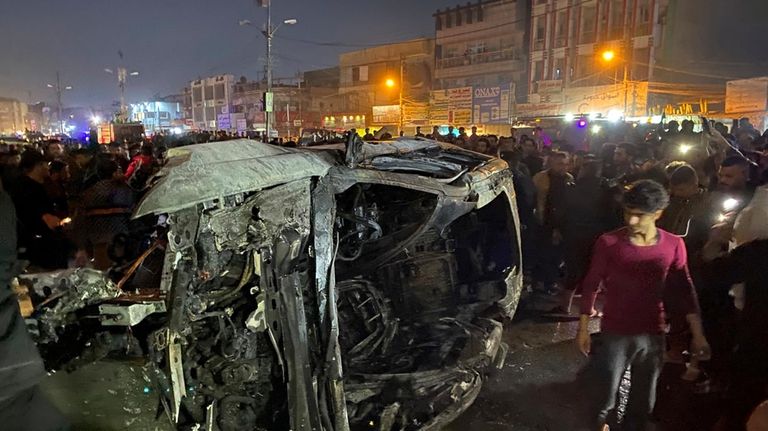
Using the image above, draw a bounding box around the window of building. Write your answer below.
[193,107,203,120]
[467,41,486,55]
[554,11,568,48]
[477,6,483,21]
[532,60,545,82]
[635,0,652,36]
[159,111,170,120]
[553,57,565,80]
[214,83,225,100]
[609,0,625,39]
[580,5,597,44]
[456,9,462,26]
[192,87,202,102]
[446,13,452,28]
[205,107,215,120]
[436,16,442,31]
[352,67,360,82]
[466,8,473,24]
[204,85,214,100]
[533,16,546,50]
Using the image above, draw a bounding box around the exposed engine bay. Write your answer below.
[22,137,523,430]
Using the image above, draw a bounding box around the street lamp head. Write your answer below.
[64,86,73,90]
[385,78,396,88]
[239,19,252,26]
[104,68,114,74]
[601,50,616,62]
[46,84,54,88]
[283,19,298,25]
[129,71,140,76]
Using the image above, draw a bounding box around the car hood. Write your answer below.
[133,139,334,218]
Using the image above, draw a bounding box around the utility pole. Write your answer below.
[265,1,273,140]
[248,3,296,141]
[47,71,72,134]
[105,65,139,122]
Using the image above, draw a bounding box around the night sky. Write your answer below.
[0,0,450,107]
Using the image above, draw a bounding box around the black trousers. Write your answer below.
[586,332,665,431]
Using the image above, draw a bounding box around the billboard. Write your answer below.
[430,87,472,125]
[217,113,231,130]
[372,105,400,124]
[472,84,513,124]
[726,77,768,114]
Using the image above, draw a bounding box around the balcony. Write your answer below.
[435,48,524,80]
[436,47,522,70]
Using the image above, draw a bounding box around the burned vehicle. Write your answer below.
[28,137,523,430]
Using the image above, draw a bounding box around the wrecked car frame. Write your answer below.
[28,137,523,431]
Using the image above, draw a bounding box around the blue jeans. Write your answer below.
[586,332,665,431]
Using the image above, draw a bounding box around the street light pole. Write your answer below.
[47,71,72,134]
[398,56,404,134]
[247,6,296,141]
[56,71,63,134]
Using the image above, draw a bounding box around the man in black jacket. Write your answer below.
[0,178,69,430]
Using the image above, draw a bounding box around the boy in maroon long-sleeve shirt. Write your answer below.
[575,180,709,431]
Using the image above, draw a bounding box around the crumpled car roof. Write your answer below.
[134,139,333,217]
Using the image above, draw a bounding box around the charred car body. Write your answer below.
[26,137,523,430]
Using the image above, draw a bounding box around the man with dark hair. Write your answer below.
[11,151,70,269]
[521,137,544,175]
[415,126,425,138]
[555,159,618,314]
[605,142,636,180]
[533,151,574,292]
[717,156,752,197]
[75,158,134,270]
[45,159,69,218]
[124,143,155,189]
[576,180,709,431]
[427,126,441,141]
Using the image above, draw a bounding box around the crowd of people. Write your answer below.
[2,117,768,429]
[456,117,766,430]
[0,138,165,272]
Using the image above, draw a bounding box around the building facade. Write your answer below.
[130,101,183,132]
[433,0,529,98]
[338,38,434,130]
[523,0,666,117]
[189,74,235,130]
[0,98,28,134]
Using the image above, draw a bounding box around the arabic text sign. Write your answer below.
[372,105,400,124]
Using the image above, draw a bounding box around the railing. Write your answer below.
[437,48,522,69]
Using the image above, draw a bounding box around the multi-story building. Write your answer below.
[523,0,665,117]
[433,0,529,97]
[338,38,434,130]
[231,77,306,136]
[189,74,235,130]
[130,101,183,132]
[0,97,28,134]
